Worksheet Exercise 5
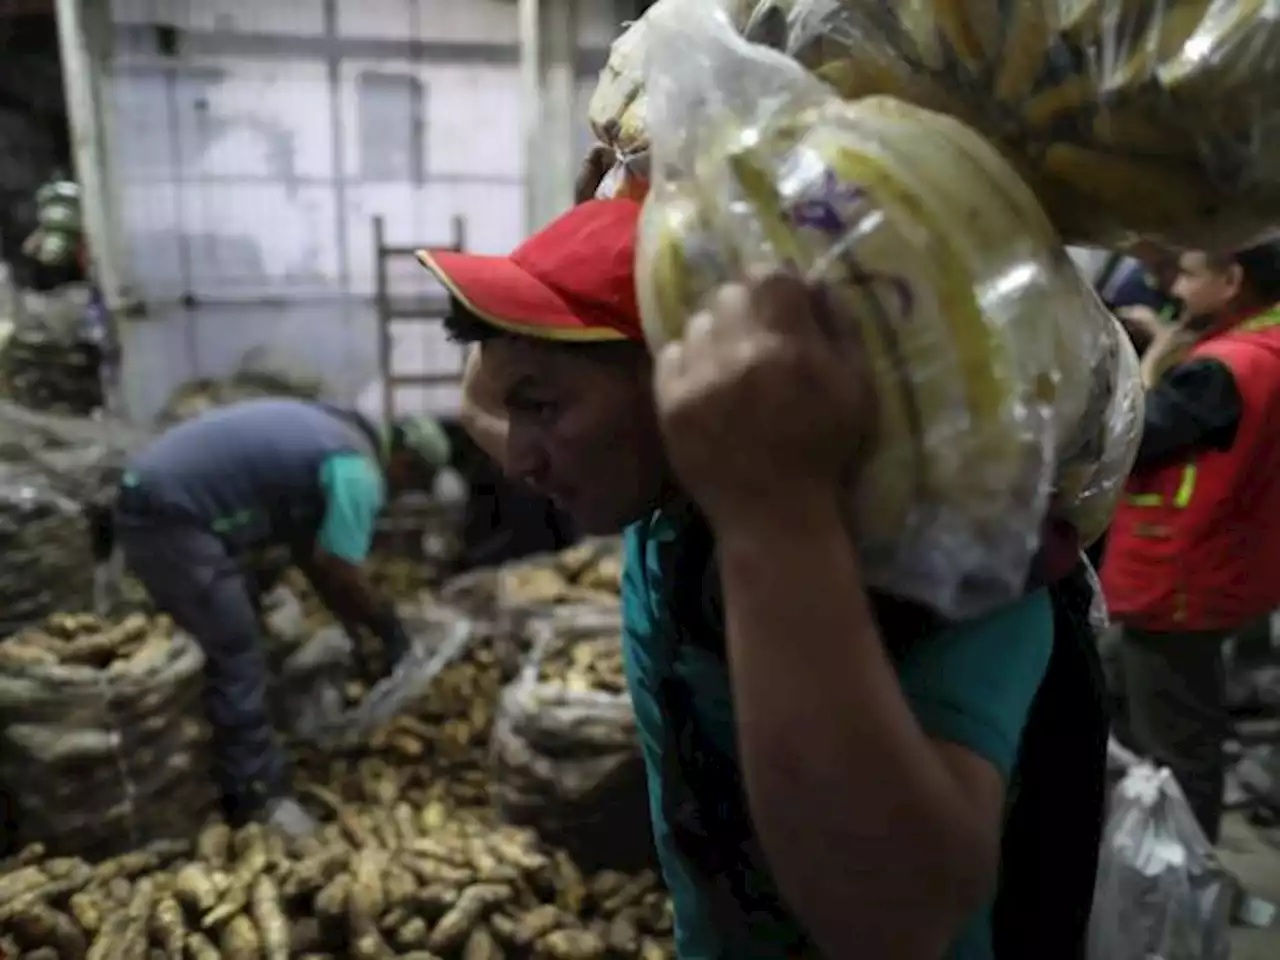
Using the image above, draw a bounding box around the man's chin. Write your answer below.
[569,503,649,537]
[574,514,629,537]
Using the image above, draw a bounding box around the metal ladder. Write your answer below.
[372,214,468,425]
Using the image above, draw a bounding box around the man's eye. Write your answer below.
[511,398,556,418]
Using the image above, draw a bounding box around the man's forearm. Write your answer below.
[301,557,381,632]
[713,501,992,959]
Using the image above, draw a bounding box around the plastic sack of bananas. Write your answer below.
[635,3,1137,618]
[591,0,1280,248]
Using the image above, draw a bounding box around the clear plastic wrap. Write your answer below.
[592,0,1280,247]
[635,4,1130,616]
[1056,316,1145,548]
[273,624,355,742]
[1087,762,1232,960]
[588,0,762,200]
[300,605,476,748]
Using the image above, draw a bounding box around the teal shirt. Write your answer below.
[621,510,1055,959]
[316,453,386,563]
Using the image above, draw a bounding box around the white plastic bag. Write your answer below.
[275,625,354,743]
[1087,762,1232,960]
[279,607,474,747]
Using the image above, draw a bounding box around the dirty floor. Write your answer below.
[1219,814,1280,957]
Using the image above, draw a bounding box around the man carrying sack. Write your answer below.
[422,149,1107,956]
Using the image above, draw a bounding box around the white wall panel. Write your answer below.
[107,0,612,419]
[334,61,523,186]
[169,58,335,181]
[110,0,326,36]
[337,0,519,44]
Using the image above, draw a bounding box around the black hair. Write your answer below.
[443,299,503,344]
[1209,242,1280,305]
[442,297,648,365]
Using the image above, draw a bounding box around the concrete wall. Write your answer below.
[105,0,620,422]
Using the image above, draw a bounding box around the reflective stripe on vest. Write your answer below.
[1125,462,1196,508]
[1124,304,1280,511]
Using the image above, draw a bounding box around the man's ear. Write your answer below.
[1224,262,1246,300]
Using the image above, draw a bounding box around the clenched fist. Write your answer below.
[574,145,615,204]
[654,274,876,530]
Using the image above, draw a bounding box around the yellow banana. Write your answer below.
[850,99,1104,527]
[602,0,1280,249]
[1021,72,1096,132]
[873,0,1001,78]
[836,102,1022,431]
[1060,0,1155,42]
[1090,104,1202,161]
[815,57,977,122]
[1102,0,1213,97]
[636,136,925,551]
[910,101,1103,443]
[993,0,1057,105]
[1038,143,1221,244]
[634,71,1157,607]
[1159,0,1279,127]
[790,110,989,543]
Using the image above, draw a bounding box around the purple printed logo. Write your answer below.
[786,168,868,235]
[785,168,914,321]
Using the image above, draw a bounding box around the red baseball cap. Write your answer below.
[416,199,644,343]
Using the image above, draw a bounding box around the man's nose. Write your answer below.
[505,425,549,489]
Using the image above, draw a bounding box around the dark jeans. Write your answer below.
[1119,626,1229,842]
[114,511,283,817]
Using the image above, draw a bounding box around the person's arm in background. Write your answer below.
[1133,354,1242,471]
[1115,305,1161,357]
[300,453,413,668]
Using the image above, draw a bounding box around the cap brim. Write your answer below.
[416,248,627,342]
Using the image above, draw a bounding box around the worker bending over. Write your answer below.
[113,398,451,836]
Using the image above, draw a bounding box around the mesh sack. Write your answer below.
[489,608,653,872]
[0,464,94,635]
[0,625,216,860]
